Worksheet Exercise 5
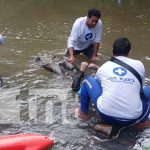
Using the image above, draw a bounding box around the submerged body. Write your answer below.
[35,56,79,77]
[43,63,63,75]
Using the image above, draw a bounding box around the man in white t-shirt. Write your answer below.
[72,37,150,127]
[66,8,102,64]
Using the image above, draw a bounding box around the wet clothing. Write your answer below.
[80,76,150,126]
[66,44,95,59]
[78,56,150,126]
[67,16,102,50]
[67,16,102,58]
[96,56,145,119]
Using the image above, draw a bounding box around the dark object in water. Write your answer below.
[43,63,63,75]
[60,61,79,72]
[0,76,3,87]
[35,56,79,76]
[72,71,84,92]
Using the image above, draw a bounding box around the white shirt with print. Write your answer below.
[95,56,145,119]
[67,16,102,50]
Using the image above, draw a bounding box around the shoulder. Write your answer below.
[128,58,144,69]
[98,19,102,26]
[120,57,145,77]
[96,61,110,72]
[129,58,145,78]
[96,19,102,29]
[74,16,86,25]
[132,59,145,71]
[117,56,144,67]
[72,17,86,30]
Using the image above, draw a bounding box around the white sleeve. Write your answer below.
[133,60,145,86]
[94,20,102,43]
[140,61,145,86]
[95,67,101,82]
[67,20,79,49]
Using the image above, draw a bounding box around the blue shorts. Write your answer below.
[66,44,94,59]
[80,76,150,126]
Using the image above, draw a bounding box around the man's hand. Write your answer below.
[88,63,99,70]
[80,62,89,72]
[68,48,75,64]
[92,42,100,62]
[74,108,90,121]
[91,56,98,63]
[69,55,75,64]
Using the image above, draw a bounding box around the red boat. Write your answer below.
[0,134,54,150]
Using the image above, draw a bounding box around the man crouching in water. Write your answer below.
[72,37,150,137]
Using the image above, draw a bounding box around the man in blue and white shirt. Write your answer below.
[73,37,150,127]
[66,8,102,64]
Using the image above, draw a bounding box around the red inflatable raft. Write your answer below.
[0,134,54,150]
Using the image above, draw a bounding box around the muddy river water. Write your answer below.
[0,0,150,149]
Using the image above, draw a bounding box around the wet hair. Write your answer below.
[113,37,131,56]
[88,8,101,18]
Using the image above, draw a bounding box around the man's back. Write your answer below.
[96,56,145,119]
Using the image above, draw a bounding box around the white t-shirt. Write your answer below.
[95,56,145,119]
[67,16,102,50]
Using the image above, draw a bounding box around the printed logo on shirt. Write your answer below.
[113,67,127,76]
[85,33,92,41]
[107,67,135,84]
[107,76,135,84]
